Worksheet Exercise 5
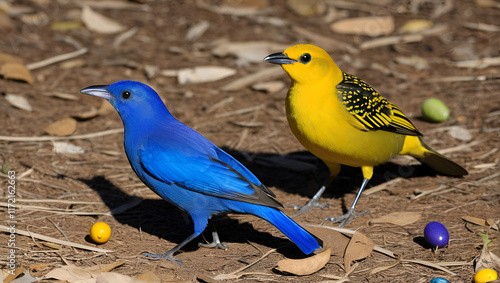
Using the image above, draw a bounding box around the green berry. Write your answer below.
[422,98,450,123]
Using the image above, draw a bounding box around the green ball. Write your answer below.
[422,98,450,123]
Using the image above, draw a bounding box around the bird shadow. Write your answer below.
[223,148,436,198]
[79,176,307,258]
[79,148,437,258]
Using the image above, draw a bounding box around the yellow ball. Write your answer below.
[474,268,498,283]
[90,222,111,244]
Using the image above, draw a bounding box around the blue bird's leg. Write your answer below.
[322,178,370,227]
[198,218,228,250]
[143,231,202,265]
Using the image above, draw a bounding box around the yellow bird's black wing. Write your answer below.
[337,73,422,136]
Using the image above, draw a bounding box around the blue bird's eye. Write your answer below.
[121,91,131,99]
[299,53,311,64]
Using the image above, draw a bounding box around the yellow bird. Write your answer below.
[264,44,467,227]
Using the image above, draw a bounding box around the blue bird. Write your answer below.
[81,81,322,264]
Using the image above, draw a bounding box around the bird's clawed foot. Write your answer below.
[289,199,330,218]
[289,185,330,218]
[199,241,228,250]
[143,252,183,265]
[199,230,228,250]
[321,209,370,227]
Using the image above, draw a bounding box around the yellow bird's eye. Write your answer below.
[299,53,311,64]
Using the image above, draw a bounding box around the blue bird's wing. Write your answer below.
[139,137,282,208]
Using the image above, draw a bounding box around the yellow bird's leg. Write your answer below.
[290,163,340,218]
[322,166,373,227]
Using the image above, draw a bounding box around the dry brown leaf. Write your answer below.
[251,81,285,93]
[475,235,500,272]
[344,231,374,273]
[287,0,326,17]
[306,226,351,255]
[86,260,125,273]
[60,58,86,69]
[97,272,144,283]
[177,66,236,84]
[2,263,23,283]
[370,211,421,226]
[211,41,289,66]
[277,248,330,276]
[72,107,99,120]
[5,94,32,111]
[185,21,210,41]
[44,265,94,281]
[137,270,161,283]
[1,62,33,84]
[196,0,268,16]
[0,53,23,65]
[44,117,77,136]
[463,215,489,226]
[29,264,50,271]
[399,19,434,33]
[331,16,394,37]
[81,5,126,34]
[463,216,499,230]
[46,92,79,101]
[44,260,129,282]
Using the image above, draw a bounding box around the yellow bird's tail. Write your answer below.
[401,136,468,177]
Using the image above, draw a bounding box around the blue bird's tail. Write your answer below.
[260,208,323,254]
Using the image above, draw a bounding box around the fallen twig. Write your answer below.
[0,128,123,142]
[360,25,447,50]
[453,56,500,69]
[221,67,283,91]
[0,225,113,253]
[200,248,276,281]
[462,21,500,32]
[26,48,88,71]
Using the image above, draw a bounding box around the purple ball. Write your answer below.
[424,221,449,248]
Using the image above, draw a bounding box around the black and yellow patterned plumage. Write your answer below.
[337,73,422,136]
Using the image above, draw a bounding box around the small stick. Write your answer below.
[0,224,113,253]
[11,199,101,205]
[47,218,77,252]
[360,25,447,50]
[215,105,264,118]
[438,139,486,155]
[26,48,88,71]
[0,201,111,215]
[0,128,123,142]
[453,56,500,69]
[113,27,139,49]
[205,96,234,113]
[462,21,500,32]
[221,67,282,91]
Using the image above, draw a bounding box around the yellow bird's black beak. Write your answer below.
[263,52,297,65]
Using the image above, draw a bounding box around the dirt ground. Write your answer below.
[1,0,499,282]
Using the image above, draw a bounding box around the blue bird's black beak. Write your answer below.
[80,85,113,100]
[263,52,297,65]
